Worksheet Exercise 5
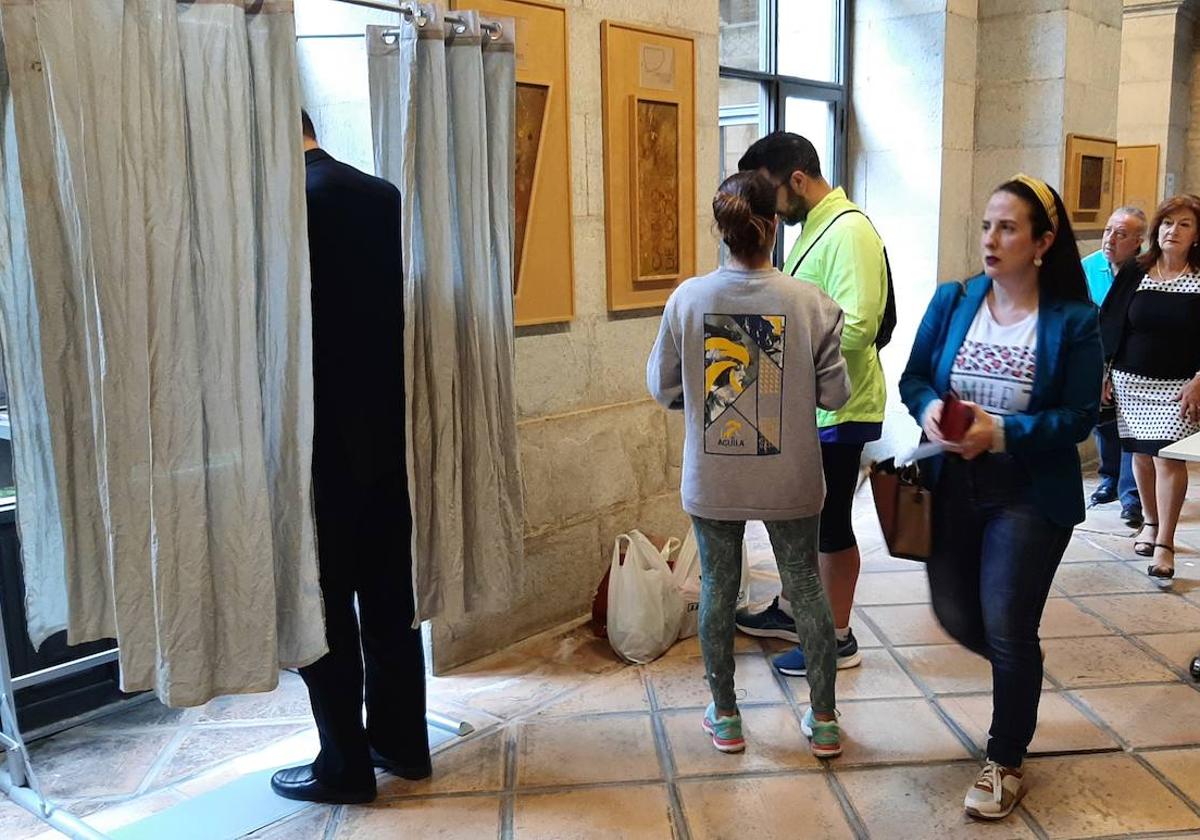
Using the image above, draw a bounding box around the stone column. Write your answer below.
[850,1,959,456]
[974,0,1123,244]
[1119,0,1195,200]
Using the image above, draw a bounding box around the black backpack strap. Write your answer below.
[788,209,863,276]
[790,208,898,351]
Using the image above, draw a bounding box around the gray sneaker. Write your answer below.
[734,597,798,643]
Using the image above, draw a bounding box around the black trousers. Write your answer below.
[299,466,429,788]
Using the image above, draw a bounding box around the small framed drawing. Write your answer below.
[601,21,696,311]
[1063,134,1117,233]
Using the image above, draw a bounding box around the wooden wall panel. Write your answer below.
[1115,144,1160,214]
[601,22,696,311]
[454,0,575,325]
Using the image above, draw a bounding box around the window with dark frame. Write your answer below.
[718,0,849,265]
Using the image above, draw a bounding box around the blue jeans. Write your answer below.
[928,456,1072,768]
[1094,421,1139,509]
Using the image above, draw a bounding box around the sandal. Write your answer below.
[1147,545,1175,580]
[1134,522,1158,558]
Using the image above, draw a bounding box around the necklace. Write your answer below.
[1154,260,1189,283]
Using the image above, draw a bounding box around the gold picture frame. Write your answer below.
[453,0,576,326]
[1062,134,1117,233]
[601,21,696,311]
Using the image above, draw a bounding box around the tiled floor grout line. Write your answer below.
[643,669,693,840]
[758,638,876,837]
[1047,545,1200,819]
[1052,569,1200,818]
[1057,587,1200,697]
[498,795,514,840]
[500,722,518,840]
[1128,752,1200,824]
[852,607,984,762]
[821,771,870,839]
[375,777,668,804]
[856,561,1200,826]
[130,722,193,797]
[322,804,344,840]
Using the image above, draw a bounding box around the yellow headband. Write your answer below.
[1011,173,1059,234]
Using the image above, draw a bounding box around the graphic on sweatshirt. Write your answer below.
[704,314,785,456]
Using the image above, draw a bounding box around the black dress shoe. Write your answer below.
[1121,505,1144,529]
[1090,482,1118,505]
[1191,654,1200,682]
[270,763,376,804]
[370,747,433,781]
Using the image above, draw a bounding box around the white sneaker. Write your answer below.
[964,760,1024,820]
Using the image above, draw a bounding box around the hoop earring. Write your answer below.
[1034,257,1043,267]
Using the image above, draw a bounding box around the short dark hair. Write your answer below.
[737,132,822,181]
[301,109,317,141]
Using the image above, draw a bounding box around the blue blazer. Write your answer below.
[898,275,1103,528]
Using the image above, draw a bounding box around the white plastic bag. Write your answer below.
[671,529,753,641]
[606,531,685,664]
[671,534,702,639]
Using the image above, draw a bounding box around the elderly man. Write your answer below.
[1082,206,1147,527]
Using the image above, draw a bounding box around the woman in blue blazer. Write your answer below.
[900,175,1102,821]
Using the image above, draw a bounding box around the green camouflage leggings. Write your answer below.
[690,515,836,714]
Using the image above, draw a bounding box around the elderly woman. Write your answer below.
[901,174,1101,820]
[1101,195,1200,581]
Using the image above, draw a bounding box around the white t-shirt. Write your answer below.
[949,303,1038,416]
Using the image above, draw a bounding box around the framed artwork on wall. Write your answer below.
[1115,144,1160,214]
[1063,134,1117,233]
[453,0,575,326]
[601,21,696,311]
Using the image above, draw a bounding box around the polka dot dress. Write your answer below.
[1112,270,1200,455]
[1113,370,1199,450]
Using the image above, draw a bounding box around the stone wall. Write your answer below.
[295,0,718,670]
[1120,0,1194,201]
[974,1,1122,237]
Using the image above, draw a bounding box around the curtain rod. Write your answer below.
[328,0,504,39]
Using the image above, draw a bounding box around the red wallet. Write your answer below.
[940,390,975,442]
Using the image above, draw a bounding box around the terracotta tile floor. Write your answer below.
[4,472,1200,838]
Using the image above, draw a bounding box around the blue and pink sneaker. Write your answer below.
[702,702,745,753]
[801,707,842,758]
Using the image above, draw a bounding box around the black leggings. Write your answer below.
[819,442,864,553]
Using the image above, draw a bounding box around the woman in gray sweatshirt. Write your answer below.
[646,171,851,757]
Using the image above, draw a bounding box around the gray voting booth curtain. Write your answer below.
[367,11,523,621]
[0,0,325,707]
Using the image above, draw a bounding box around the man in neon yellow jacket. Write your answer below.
[735,132,888,677]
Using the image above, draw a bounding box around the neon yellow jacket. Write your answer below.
[782,188,887,428]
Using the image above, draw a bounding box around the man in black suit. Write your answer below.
[271,111,431,805]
